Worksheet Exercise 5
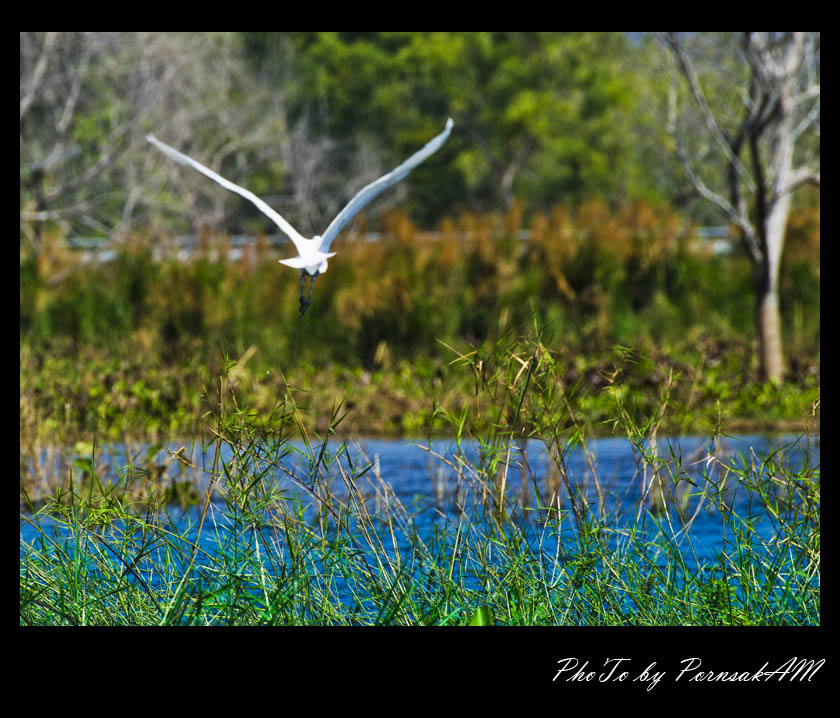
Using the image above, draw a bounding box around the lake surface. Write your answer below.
[21,432,819,579]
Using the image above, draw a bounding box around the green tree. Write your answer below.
[246,32,651,218]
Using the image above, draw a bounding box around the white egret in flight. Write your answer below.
[147,118,454,315]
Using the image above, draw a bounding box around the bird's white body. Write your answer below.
[147,118,453,311]
[276,236,334,276]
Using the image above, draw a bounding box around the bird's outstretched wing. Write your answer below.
[318,118,454,253]
[147,134,308,253]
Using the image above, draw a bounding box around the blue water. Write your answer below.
[21,433,819,594]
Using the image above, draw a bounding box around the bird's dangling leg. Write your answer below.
[299,271,307,314]
[299,271,319,317]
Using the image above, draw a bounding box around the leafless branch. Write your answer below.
[779,166,820,198]
[20,31,57,120]
[666,32,757,193]
[792,83,820,107]
[668,89,760,262]
[56,42,92,136]
[792,99,820,144]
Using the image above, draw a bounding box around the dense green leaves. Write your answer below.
[257,32,646,215]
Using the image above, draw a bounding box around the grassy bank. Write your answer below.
[18,329,821,446]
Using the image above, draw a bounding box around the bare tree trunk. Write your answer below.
[756,170,795,382]
[757,272,784,383]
